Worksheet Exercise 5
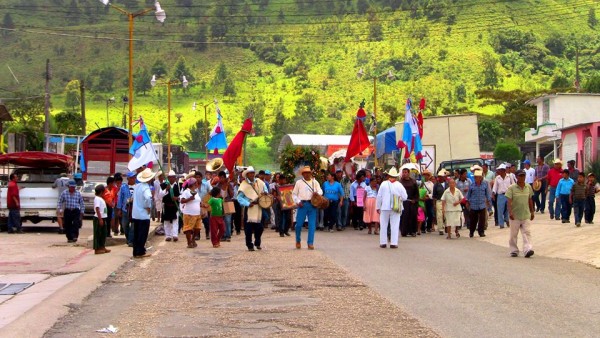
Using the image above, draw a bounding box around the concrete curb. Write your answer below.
[1,224,160,337]
[85,223,160,248]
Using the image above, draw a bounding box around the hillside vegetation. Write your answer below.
[0,0,599,162]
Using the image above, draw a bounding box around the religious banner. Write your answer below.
[279,184,296,210]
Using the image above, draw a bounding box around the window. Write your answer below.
[542,99,550,122]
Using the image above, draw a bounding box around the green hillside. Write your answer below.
[0,0,599,163]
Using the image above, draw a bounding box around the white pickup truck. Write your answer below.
[0,152,73,228]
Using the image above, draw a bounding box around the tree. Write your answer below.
[478,117,503,151]
[4,96,45,150]
[1,13,14,37]
[268,98,288,159]
[223,78,236,97]
[172,56,193,91]
[96,66,115,92]
[589,8,598,28]
[289,94,324,132]
[53,111,82,134]
[482,51,501,89]
[455,84,467,103]
[65,0,80,25]
[550,74,571,90]
[327,65,336,79]
[64,80,81,111]
[476,89,538,142]
[151,59,167,77]
[175,112,183,123]
[493,142,521,163]
[243,102,265,135]
[583,74,600,93]
[213,62,228,85]
[134,67,152,95]
[356,0,369,14]
[369,22,384,41]
[278,8,285,23]
[183,119,210,151]
[195,26,208,51]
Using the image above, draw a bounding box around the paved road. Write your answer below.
[317,229,600,338]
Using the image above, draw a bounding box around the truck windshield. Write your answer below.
[12,168,65,184]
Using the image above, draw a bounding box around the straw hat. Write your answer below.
[301,166,312,174]
[533,180,542,191]
[387,167,401,177]
[473,170,483,177]
[167,170,177,177]
[437,169,448,177]
[470,164,482,171]
[553,159,563,165]
[422,169,432,176]
[137,168,156,183]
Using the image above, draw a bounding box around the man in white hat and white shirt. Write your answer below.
[237,166,269,251]
[492,164,515,229]
[132,168,155,258]
[432,169,449,235]
[292,166,323,250]
[376,167,408,248]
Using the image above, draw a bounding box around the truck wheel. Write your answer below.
[0,217,7,232]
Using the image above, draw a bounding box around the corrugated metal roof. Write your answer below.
[278,134,374,153]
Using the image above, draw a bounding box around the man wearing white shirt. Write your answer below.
[292,166,323,250]
[376,167,408,248]
[523,160,535,185]
[492,164,515,229]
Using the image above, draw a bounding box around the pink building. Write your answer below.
[558,122,600,172]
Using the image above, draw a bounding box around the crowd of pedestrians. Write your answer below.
[44,156,598,259]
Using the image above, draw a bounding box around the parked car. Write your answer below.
[81,181,102,216]
[436,158,496,176]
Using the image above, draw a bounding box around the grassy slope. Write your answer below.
[0,0,598,167]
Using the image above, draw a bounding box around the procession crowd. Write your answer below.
[6,156,597,259]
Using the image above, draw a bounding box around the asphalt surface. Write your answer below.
[317,229,600,338]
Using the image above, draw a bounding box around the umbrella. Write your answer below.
[328,149,347,163]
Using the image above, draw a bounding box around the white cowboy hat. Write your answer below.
[400,163,419,171]
[155,170,163,177]
[470,165,482,171]
[387,167,401,177]
[167,170,177,177]
[497,164,507,170]
[137,168,156,183]
[242,166,255,179]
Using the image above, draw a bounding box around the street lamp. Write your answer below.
[357,68,395,168]
[98,0,166,149]
[192,99,216,159]
[151,75,188,171]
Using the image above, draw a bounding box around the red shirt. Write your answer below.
[7,180,19,209]
[547,167,563,187]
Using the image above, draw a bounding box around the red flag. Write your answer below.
[345,101,370,162]
[222,118,253,173]
[417,98,425,138]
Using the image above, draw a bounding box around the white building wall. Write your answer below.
[538,95,600,128]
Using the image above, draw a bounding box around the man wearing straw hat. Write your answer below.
[237,167,269,251]
[466,170,492,237]
[292,166,323,250]
[132,168,155,258]
[376,167,407,248]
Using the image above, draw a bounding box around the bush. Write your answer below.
[493,142,521,163]
[586,159,600,178]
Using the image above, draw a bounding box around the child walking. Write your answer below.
[363,178,380,235]
[207,187,225,248]
[585,173,600,224]
[571,172,587,227]
[93,184,111,255]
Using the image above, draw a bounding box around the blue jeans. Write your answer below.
[279,209,291,234]
[560,194,572,221]
[573,199,585,224]
[296,202,317,245]
[224,214,232,238]
[132,218,150,257]
[496,194,508,228]
[533,180,547,212]
[121,209,134,245]
[548,186,561,219]
[8,208,21,232]
[337,198,349,228]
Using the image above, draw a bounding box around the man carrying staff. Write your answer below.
[237,167,269,251]
[292,166,323,250]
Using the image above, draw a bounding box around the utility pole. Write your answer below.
[44,59,51,151]
[80,80,86,134]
